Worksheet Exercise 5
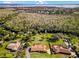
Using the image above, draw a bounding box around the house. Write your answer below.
[7,41,21,51]
[51,45,71,55]
[31,44,49,52]
[0,41,3,44]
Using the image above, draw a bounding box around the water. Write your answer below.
[0,4,79,8]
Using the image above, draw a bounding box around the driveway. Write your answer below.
[25,47,31,58]
[63,38,78,57]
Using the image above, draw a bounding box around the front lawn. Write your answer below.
[30,52,70,58]
[30,52,50,58]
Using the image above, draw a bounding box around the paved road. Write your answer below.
[25,47,31,58]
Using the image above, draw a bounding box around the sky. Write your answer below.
[0,1,79,5]
[0,0,79,8]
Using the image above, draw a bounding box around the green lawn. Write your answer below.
[70,37,79,50]
[70,37,79,45]
[0,42,14,58]
[30,52,50,58]
[30,52,70,58]
[50,38,66,46]
[50,54,70,58]
[29,33,53,46]
[29,33,66,47]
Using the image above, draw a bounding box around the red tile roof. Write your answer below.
[31,44,49,52]
[51,45,71,55]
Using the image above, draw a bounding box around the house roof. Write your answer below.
[7,41,20,51]
[31,44,49,52]
[51,45,71,55]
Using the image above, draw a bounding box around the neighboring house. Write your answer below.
[51,45,71,55]
[7,41,21,51]
[0,41,3,44]
[31,44,51,54]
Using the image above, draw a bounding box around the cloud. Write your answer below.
[36,1,48,4]
[36,1,44,4]
[2,1,12,4]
